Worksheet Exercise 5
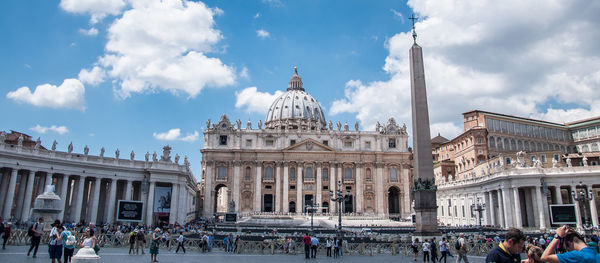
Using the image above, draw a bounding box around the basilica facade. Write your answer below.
[201,68,413,218]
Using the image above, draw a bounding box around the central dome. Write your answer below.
[265,67,326,130]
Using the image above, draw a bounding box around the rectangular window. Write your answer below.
[462,206,465,217]
[541,155,547,163]
[323,186,329,190]
[290,140,296,146]
[245,139,252,147]
[389,139,396,148]
[265,185,272,189]
[218,166,226,178]
[219,135,227,145]
[322,169,328,181]
[365,141,371,149]
[344,167,352,179]
[344,141,353,148]
[554,154,560,161]
[290,185,296,190]
[322,140,328,146]
[265,139,274,146]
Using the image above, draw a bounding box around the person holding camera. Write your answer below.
[541,225,599,263]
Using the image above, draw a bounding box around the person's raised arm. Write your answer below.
[540,226,566,263]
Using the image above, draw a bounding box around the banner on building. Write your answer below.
[549,204,577,225]
[154,186,172,216]
[116,200,144,222]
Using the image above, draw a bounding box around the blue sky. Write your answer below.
[2,0,600,181]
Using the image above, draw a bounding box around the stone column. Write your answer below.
[329,163,336,213]
[512,187,523,228]
[57,175,70,221]
[376,164,384,215]
[3,169,18,219]
[21,170,36,221]
[73,176,86,223]
[178,185,187,223]
[169,183,179,224]
[535,186,547,230]
[14,173,28,221]
[0,170,10,216]
[501,187,512,227]
[90,177,102,224]
[484,191,491,226]
[123,180,132,200]
[588,186,599,227]
[146,181,156,225]
[355,164,363,213]
[316,163,322,211]
[570,185,583,229]
[554,186,563,204]
[233,163,241,213]
[497,190,505,228]
[283,163,289,212]
[203,163,214,216]
[297,164,303,213]
[489,191,496,226]
[275,163,282,212]
[105,179,118,223]
[255,164,262,211]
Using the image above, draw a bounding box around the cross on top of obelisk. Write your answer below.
[409,14,419,43]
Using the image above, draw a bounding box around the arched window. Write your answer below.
[217,166,226,178]
[592,143,599,152]
[290,168,296,180]
[524,141,530,151]
[322,169,328,181]
[517,140,523,150]
[366,168,372,181]
[537,143,542,152]
[390,168,398,182]
[245,167,251,181]
[344,167,352,180]
[504,138,510,150]
[265,166,273,179]
[305,166,313,179]
[496,137,503,150]
[489,136,495,148]
[511,139,516,150]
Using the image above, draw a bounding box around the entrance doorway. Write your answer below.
[214,184,229,214]
[289,201,296,213]
[344,196,354,213]
[263,194,273,212]
[388,186,401,214]
[304,194,314,213]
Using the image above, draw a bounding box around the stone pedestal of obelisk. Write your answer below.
[410,41,440,239]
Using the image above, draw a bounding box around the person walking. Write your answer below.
[326,237,332,257]
[431,237,439,263]
[311,235,319,258]
[62,226,76,263]
[456,233,469,263]
[423,239,431,262]
[333,237,339,258]
[412,238,420,261]
[128,231,136,254]
[175,231,186,254]
[303,233,311,259]
[541,225,599,263]
[485,228,525,263]
[135,229,145,255]
[2,222,11,249]
[149,228,160,262]
[27,217,45,258]
[439,237,449,263]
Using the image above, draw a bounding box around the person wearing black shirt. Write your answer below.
[485,228,525,263]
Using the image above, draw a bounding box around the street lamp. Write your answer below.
[330,180,351,235]
[305,201,318,232]
[571,182,593,229]
[470,197,486,230]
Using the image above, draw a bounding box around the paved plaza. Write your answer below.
[0,245,487,263]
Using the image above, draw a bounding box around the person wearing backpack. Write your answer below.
[62,226,76,263]
[128,231,136,254]
[456,233,469,263]
[27,217,44,258]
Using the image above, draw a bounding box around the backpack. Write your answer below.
[28,223,37,237]
[65,232,77,246]
[455,240,461,250]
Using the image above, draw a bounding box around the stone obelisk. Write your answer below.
[409,15,439,238]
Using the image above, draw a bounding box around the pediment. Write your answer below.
[283,139,335,152]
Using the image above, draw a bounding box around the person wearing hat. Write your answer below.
[149,228,161,262]
[128,230,136,254]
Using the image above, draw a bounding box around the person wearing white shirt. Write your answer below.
[423,239,431,262]
[175,231,185,254]
[326,237,333,257]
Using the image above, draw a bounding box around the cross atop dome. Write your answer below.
[288,66,304,91]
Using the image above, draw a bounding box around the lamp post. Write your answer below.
[306,201,317,233]
[471,197,486,233]
[330,180,351,235]
[572,182,593,229]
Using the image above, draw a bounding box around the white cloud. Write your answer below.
[99,0,236,99]
[79,27,99,36]
[6,79,85,111]
[254,13,261,19]
[240,67,249,79]
[153,128,199,142]
[29,125,69,135]
[331,0,600,140]
[256,29,270,39]
[78,66,105,86]
[235,87,284,114]
[60,0,126,24]
[390,9,404,23]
